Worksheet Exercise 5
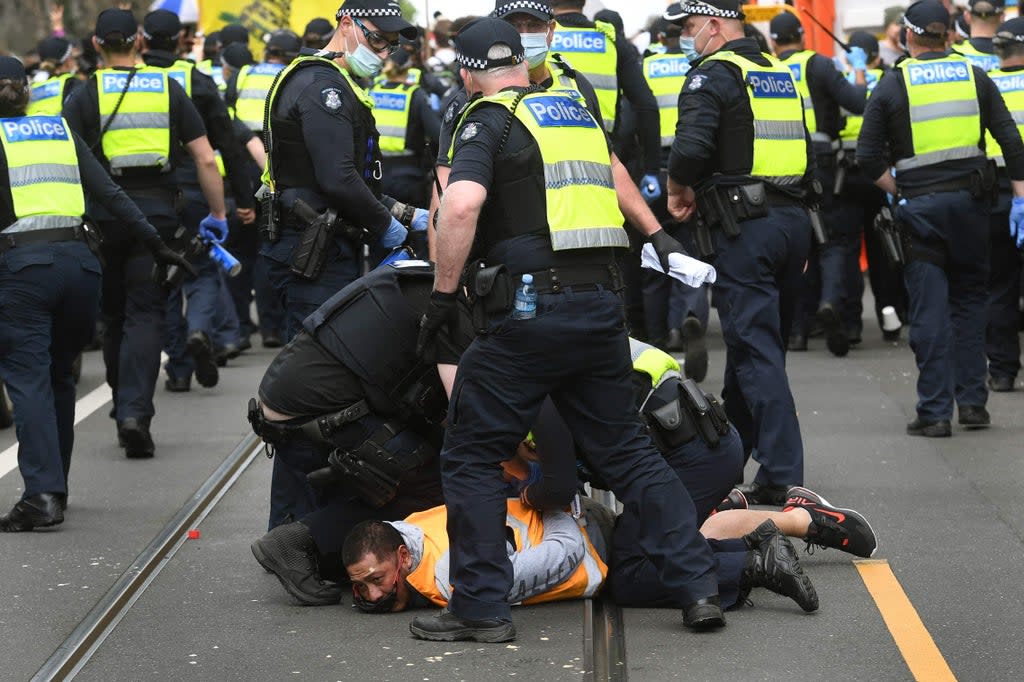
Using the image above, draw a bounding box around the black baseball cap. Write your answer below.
[336,0,418,40]
[452,17,525,71]
[848,30,880,59]
[304,17,334,37]
[204,31,221,52]
[95,8,138,45]
[969,0,1006,17]
[221,42,255,68]
[220,23,249,47]
[994,16,1024,45]
[491,0,552,22]
[0,56,27,83]
[678,0,745,21]
[38,36,73,63]
[769,12,804,42]
[903,0,950,38]
[143,9,182,40]
[265,29,301,55]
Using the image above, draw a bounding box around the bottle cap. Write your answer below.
[522,273,533,284]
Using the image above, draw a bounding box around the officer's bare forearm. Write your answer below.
[186,137,227,219]
[434,180,486,294]
[612,154,660,236]
[429,165,451,262]
[873,171,897,198]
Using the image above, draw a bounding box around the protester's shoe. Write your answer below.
[409,609,517,642]
[788,333,808,352]
[251,521,343,606]
[739,520,818,612]
[784,486,878,558]
[735,481,789,507]
[681,317,708,382]
[817,304,849,357]
[0,493,64,532]
[118,418,155,459]
[164,374,191,393]
[682,595,726,630]
[711,488,748,515]
[216,344,241,366]
[186,331,219,388]
[958,405,991,430]
[665,328,684,353]
[988,375,1015,392]
[262,333,284,349]
[906,417,951,438]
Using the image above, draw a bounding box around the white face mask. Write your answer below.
[520,32,549,68]
[345,22,384,79]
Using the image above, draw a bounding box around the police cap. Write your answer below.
[677,0,745,22]
[204,31,222,53]
[994,16,1024,46]
[265,29,302,55]
[663,3,687,26]
[902,1,950,39]
[95,8,138,46]
[143,9,183,41]
[305,17,335,38]
[220,23,249,47]
[452,17,525,71]
[221,42,255,69]
[956,12,971,39]
[969,0,1005,18]
[38,36,73,63]
[848,30,879,60]
[491,0,553,23]
[0,56,27,83]
[769,12,804,42]
[336,0,418,41]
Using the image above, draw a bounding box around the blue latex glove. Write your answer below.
[640,174,662,200]
[1011,197,1024,249]
[410,208,429,232]
[429,93,441,111]
[379,216,408,249]
[847,46,868,71]
[198,213,229,244]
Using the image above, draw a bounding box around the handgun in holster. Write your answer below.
[692,216,716,260]
[873,205,906,266]
[806,178,829,246]
[289,199,337,281]
[696,182,768,240]
[833,148,855,196]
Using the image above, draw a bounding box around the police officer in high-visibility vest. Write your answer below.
[953,0,1004,73]
[227,30,301,133]
[769,12,868,358]
[983,17,1024,392]
[858,0,1024,436]
[833,32,906,344]
[666,0,814,507]
[414,19,722,641]
[27,37,81,116]
[62,9,230,458]
[196,31,227,94]
[0,57,190,531]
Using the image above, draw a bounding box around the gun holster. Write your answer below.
[873,206,906,267]
[288,200,337,281]
[81,221,106,269]
[465,260,513,334]
[697,182,769,239]
[641,377,730,452]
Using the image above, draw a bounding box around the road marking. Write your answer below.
[0,383,113,479]
[855,559,957,682]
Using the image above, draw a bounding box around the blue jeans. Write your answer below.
[0,241,101,497]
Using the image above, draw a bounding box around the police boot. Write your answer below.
[250,521,343,606]
[0,493,64,532]
[682,595,726,630]
[817,303,849,358]
[186,330,219,388]
[739,520,818,612]
[409,609,517,643]
[118,418,155,459]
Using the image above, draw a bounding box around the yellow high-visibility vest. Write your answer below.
[368,82,418,155]
[985,68,1024,167]
[642,52,690,148]
[839,68,884,147]
[95,67,172,174]
[780,50,819,138]
[952,41,1001,73]
[197,58,226,92]
[27,74,73,116]
[234,62,285,132]
[550,21,619,132]
[0,115,85,232]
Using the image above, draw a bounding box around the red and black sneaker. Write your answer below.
[784,486,878,558]
[710,488,749,516]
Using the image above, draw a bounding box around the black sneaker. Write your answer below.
[409,609,517,642]
[958,405,990,429]
[711,488,748,515]
[681,317,708,382]
[906,417,951,438]
[739,520,818,612]
[251,522,343,606]
[817,304,849,357]
[186,331,219,388]
[735,481,789,506]
[784,486,878,558]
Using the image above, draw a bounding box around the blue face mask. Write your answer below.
[346,23,384,79]
[680,19,711,61]
[521,32,549,68]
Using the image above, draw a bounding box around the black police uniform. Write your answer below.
[669,36,814,500]
[62,65,208,436]
[857,49,1024,427]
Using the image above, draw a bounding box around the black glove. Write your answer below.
[649,228,687,272]
[144,235,197,278]
[416,290,459,361]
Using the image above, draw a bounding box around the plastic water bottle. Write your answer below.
[511,274,537,320]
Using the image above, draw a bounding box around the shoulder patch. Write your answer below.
[687,74,707,91]
[321,87,343,110]
[444,101,457,123]
[460,122,480,141]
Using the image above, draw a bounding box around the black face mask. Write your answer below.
[351,559,401,614]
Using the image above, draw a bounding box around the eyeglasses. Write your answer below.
[353,17,400,56]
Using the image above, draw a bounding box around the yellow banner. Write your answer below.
[742,4,792,23]
[199,0,341,52]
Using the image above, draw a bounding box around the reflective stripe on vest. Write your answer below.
[551,21,619,131]
[450,90,627,251]
[952,42,1001,74]
[95,68,172,174]
[369,82,417,155]
[701,51,809,185]
[235,62,285,131]
[403,501,607,607]
[642,52,690,147]
[27,74,73,116]
[894,56,983,171]
[986,68,1024,167]
[839,68,884,146]
[781,50,817,135]
[0,115,84,233]
[629,337,680,388]
[261,55,375,190]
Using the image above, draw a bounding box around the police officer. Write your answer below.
[0,56,189,531]
[62,8,229,458]
[953,0,1004,73]
[228,30,301,133]
[984,17,1024,392]
[858,0,1024,436]
[769,11,867,357]
[415,18,722,641]
[27,37,81,116]
[196,31,227,93]
[140,9,255,390]
[303,18,336,50]
[666,0,814,506]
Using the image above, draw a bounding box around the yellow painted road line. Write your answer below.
[855,559,957,682]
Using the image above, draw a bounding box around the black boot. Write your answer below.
[118,418,155,459]
[682,595,726,630]
[409,609,517,642]
[739,520,818,612]
[251,521,343,606]
[186,330,219,388]
[0,493,64,532]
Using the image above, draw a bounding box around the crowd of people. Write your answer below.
[0,0,1021,646]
